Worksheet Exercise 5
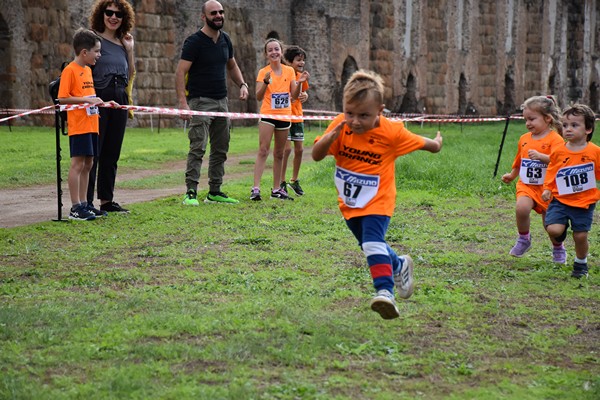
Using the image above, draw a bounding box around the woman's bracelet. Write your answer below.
[240,82,248,89]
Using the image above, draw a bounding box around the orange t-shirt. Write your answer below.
[510,130,564,212]
[315,114,426,219]
[256,64,297,118]
[543,141,600,209]
[57,61,99,136]
[291,73,309,123]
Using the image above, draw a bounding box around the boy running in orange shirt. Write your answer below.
[312,70,442,319]
[542,104,600,278]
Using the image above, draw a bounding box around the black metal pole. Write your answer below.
[493,115,512,178]
[52,106,66,222]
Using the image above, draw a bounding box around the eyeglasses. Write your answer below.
[104,10,124,18]
[209,10,225,16]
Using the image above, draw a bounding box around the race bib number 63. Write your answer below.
[519,158,547,185]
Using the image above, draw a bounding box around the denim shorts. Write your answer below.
[545,198,596,232]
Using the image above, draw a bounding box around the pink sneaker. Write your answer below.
[552,245,567,264]
[509,237,531,257]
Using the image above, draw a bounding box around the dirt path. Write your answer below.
[0,150,313,228]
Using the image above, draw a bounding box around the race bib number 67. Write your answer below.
[556,162,596,195]
[334,166,380,208]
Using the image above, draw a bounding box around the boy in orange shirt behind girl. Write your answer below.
[58,29,116,221]
[251,38,309,201]
[542,104,600,278]
[312,70,442,320]
[501,96,565,261]
[280,45,309,196]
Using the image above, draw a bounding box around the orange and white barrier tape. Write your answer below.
[6,103,594,125]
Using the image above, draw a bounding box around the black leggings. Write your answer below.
[87,84,129,203]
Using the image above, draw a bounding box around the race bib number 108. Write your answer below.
[556,162,596,195]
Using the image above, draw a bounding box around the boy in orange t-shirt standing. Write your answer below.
[542,104,600,278]
[281,45,309,196]
[312,70,443,320]
[58,29,108,221]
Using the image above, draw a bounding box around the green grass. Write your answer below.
[1,121,599,399]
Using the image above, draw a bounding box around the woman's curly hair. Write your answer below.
[89,0,135,39]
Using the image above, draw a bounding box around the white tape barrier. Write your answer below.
[1,103,555,125]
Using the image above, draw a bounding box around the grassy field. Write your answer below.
[0,120,599,399]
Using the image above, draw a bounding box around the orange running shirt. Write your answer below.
[510,130,564,213]
[315,114,425,219]
[57,61,99,136]
[257,64,297,118]
[543,141,600,209]
[291,73,309,123]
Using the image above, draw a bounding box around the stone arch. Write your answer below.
[548,67,557,97]
[335,56,358,110]
[590,82,599,113]
[0,14,10,108]
[0,2,30,110]
[504,69,515,115]
[457,73,467,115]
[398,73,418,114]
[266,31,280,40]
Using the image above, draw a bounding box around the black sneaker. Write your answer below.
[69,204,96,221]
[279,181,288,195]
[87,203,108,217]
[288,180,304,196]
[250,187,262,201]
[100,201,130,213]
[270,188,294,200]
[571,262,589,279]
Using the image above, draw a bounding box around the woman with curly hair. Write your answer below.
[86,0,136,214]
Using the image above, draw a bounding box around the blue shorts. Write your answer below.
[259,118,291,130]
[69,133,98,157]
[288,122,305,141]
[545,198,596,232]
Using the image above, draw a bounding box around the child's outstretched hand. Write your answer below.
[297,71,310,83]
[501,173,514,184]
[298,91,309,103]
[423,131,443,153]
[541,189,552,202]
[263,71,272,84]
[528,149,543,160]
[312,120,345,161]
[99,100,121,108]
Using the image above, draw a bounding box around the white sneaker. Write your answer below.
[394,255,414,299]
[370,289,400,319]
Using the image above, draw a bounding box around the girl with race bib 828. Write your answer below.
[251,38,309,201]
[312,70,442,320]
[501,96,565,262]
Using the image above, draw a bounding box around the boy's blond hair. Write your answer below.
[343,70,384,106]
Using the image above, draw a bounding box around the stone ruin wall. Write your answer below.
[0,0,598,127]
